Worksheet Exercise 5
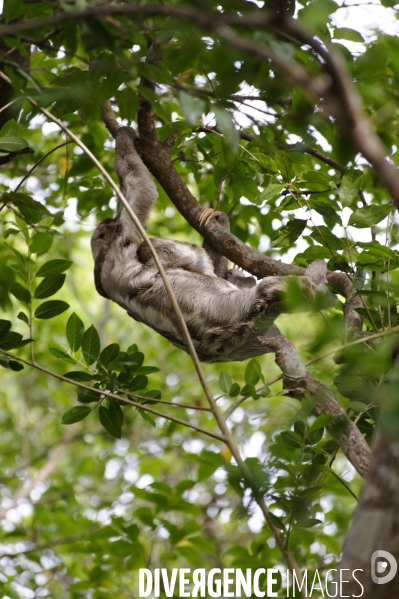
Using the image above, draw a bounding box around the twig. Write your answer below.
[0,350,225,443]
[0,526,99,558]
[115,388,212,412]
[305,326,399,367]
[13,141,72,192]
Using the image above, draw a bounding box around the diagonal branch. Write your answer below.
[0,350,225,443]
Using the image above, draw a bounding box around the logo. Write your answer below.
[371,550,397,585]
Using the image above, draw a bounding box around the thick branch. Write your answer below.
[306,374,370,478]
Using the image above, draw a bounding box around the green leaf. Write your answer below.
[311,225,345,250]
[348,204,392,228]
[35,301,69,319]
[0,320,12,338]
[257,183,285,204]
[333,27,365,43]
[66,312,84,352]
[138,410,156,427]
[82,325,101,365]
[9,360,24,371]
[133,366,160,375]
[99,343,120,367]
[310,414,332,432]
[99,405,122,438]
[64,371,93,382]
[299,0,338,28]
[0,332,31,350]
[0,119,18,137]
[0,136,29,152]
[34,274,65,299]
[302,397,315,414]
[10,282,31,304]
[275,153,294,182]
[240,383,257,398]
[299,170,335,191]
[271,219,307,248]
[307,427,324,446]
[258,384,270,397]
[77,387,100,403]
[219,371,232,394]
[357,241,396,258]
[49,347,76,363]
[129,375,148,392]
[1,192,50,224]
[349,401,370,413]
[338,169,363,207]
[214,107,239,154]
[62,406,91,424]
[245,359,262,386]
[144,389,162,400]
[109,398,124,427]
[17,311,29,324]
[179,91,206,124]
[29,232,53,254]
[269,512,286,531]
[36,260,73,277]
[280,431,302,448]
[229,383,241,397]
[251,153,278,173]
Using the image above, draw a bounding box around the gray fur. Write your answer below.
[91,127,334,369]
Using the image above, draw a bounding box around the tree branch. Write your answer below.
[0,350,225,443]
[0,526,99,558]
[280,18,399,205]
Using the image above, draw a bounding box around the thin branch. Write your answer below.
[0,526,99,558]
[0,350,225,443]
[305,326,399,367]
[115,388,212,412]
[298,146,346,174]
[329,469,359,502]
[13,141,72,192]
[0,98,18,115]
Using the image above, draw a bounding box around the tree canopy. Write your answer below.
[1,0,399,597]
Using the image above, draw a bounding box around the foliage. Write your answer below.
[0,0,398,597]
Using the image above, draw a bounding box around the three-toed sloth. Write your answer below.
[91,127,334,380]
